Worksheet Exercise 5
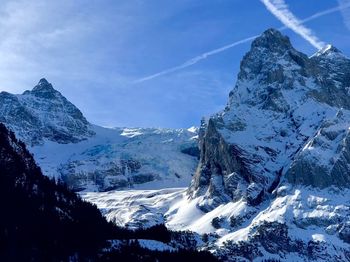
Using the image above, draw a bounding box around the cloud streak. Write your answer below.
[260,0,325,49]
[134,35,258,83]
[135,2,350,84]
[338,0,350,30]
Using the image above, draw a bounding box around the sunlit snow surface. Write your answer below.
[81,185,350,260]
[30,125,198,191]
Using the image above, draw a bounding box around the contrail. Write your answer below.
[299,2,350,24]
[134,35,258,83]
[261,0,325,49]
[135,3,350,83]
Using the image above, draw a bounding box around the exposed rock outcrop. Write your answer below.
[189,28,350,210]
[0,78,94,145]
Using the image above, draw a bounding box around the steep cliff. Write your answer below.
[189,29,350,209]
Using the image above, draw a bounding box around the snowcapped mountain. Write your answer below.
[83,29,350,261]
[189,28,350,209]
[0,78,94,146]
[2,28,350,261]
[0,79,199,191]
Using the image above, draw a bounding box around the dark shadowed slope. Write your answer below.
[0,122,218,261]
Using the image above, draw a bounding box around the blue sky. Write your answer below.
[0,0,349,128]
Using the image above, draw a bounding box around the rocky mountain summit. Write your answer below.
[0,79,199,191]
[85,29,350,261]
[183,28,350,260]
[189,28,350,208]
[0,78,94,145]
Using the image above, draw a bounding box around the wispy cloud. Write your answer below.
[134,35,258,83]
[135,3,349,83]
[338,0,350,30]
[299,2,350,25]
[0,0,138,94]
[260,0,325,49]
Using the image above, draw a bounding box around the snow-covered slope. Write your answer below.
[82,186,350,261]
[189,29,350,209]
[84,29,350,261]
[31,125,198,191]
[81,188,187,228]
[0,78,94,146]
[0,79,199,191]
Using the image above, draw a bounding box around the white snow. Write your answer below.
[30,125,198,190]
[137,239,176,251]
[310,44,333,58]
[80,188,187,228]
[81,185,350,259]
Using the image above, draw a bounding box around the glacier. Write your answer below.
[0,79,199,191]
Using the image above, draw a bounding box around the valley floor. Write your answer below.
[80,188,187,229]
[81,186,350,261]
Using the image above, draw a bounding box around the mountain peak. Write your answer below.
[251,28,292,52]
[237,29,306,84]
[28,78,60,99]
[3,79,94,145]
[261,28,284,37]
[311,44,344,59]
[32,78,55,92]
[38,78,49,85]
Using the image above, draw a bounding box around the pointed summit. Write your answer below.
[38,78,49,85]
[237,29,307,83]
[29,78,60,99]
[321,44,341,54]
[251,28,293,52]
[32,78,54,91]
[311,44,346,60]
[3,79,93,144]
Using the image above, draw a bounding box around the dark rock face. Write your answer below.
[27,78,60,99]
[237,29,309,90]
[308,47,350,109]
[286,110,350,188]
[339,222,350,244]
[60,158,157,191]
[60,157,162,192]
[0,78,94,145]
[190,118,259,209]
[189,28,350,209]
[180,146,200,159]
